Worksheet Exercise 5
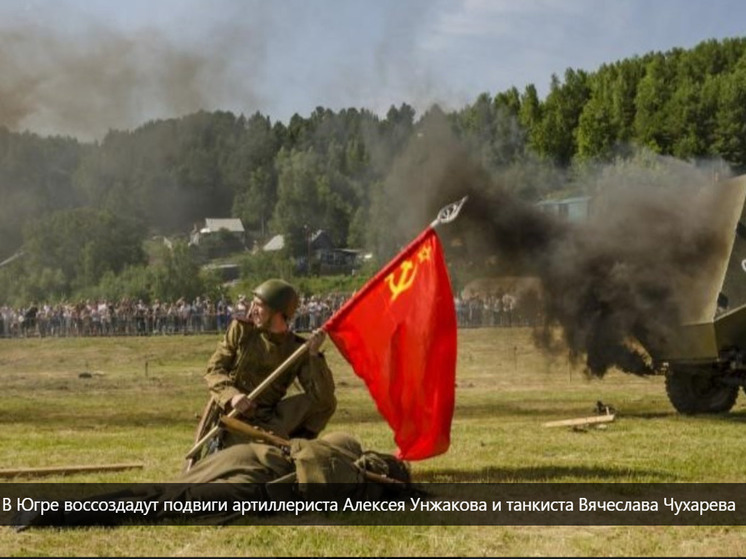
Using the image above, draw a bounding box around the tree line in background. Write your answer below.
[1,36,745,306]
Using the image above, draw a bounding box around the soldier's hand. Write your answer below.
[230,394,256,416]
[308,328,326,356]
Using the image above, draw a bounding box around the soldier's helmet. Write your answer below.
[253,278,300,320]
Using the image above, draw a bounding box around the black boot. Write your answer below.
[12,506,64,532]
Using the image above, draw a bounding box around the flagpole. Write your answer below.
[184,196,468,462]
[322,196,469,330]
[430,195,468,228]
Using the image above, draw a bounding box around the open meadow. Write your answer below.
[1,327,746,556]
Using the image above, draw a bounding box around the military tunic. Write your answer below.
[204,318,336,439]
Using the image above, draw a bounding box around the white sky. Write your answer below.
[1,0,745,140]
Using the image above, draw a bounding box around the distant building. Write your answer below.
[262,229,363,275]
[202,218,245,234]
[309,230,334,251]
[189,218,247,258]
[189,218,246,247]
[262,234,285,251]
[535,196,592,223]
[262,230,333,254]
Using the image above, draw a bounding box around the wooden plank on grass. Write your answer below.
[542,414,616,428]
[0,462,144,478]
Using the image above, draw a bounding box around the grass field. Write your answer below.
[2,327,746,556]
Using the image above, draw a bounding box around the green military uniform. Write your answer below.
[12,432,408,530]
[156,431,404,505]
[180,440,293,485]
[204,317,336,441]
[178,432,364,486]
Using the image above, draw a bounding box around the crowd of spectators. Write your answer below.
[454,290,542,328]
[0,293,353,339]
[0,290,539,339]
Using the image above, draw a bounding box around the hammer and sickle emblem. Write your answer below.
[385,259,417,301]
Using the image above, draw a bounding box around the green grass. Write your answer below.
[2,328,746,556]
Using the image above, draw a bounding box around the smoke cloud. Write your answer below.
[0,16,265,141]
[382,110,734,377]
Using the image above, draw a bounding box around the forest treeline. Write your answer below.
[1,36,745,305]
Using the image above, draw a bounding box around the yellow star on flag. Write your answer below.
[417,245,432,263]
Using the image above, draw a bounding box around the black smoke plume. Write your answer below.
[381,111,733,377]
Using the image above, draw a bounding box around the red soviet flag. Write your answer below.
[324,227,457,460]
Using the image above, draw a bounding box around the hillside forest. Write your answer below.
[1,36,746,305]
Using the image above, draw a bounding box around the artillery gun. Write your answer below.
[654,174,746,414]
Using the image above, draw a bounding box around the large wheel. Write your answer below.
[665,368,739,414]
